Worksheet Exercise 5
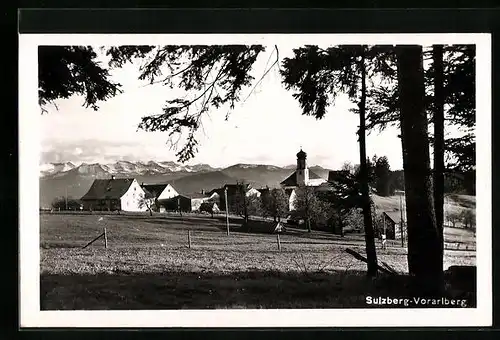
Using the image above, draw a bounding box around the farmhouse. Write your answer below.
[81,177,152,212]
[206,190,221,205]
[208,183,261,211]
[280,149,328,211]
[141,183,179,212]
[183,192,209,211]
[159,190,215,212]
[141,183,178,200]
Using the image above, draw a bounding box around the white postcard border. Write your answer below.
[19,33,492,328]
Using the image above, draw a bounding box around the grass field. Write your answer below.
[40,211,477,310]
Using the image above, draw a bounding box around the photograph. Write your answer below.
[19,33,491,328]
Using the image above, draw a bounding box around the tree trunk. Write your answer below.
[396,45,444,296]
[359,48,378,277]
[305,192,311,233]
[433,44,445,270]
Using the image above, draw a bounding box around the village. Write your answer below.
[74,149,408,241]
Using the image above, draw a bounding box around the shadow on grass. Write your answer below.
[41,269,476,310]
[214,220,367,244]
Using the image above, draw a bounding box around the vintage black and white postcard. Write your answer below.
[19,33,491,327]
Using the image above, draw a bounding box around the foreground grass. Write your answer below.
[41,270,476,310]
[40,213,477,309]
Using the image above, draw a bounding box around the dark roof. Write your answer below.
[224,183,251,190]
[206,183,250,197]
[257,188,270,195]
[296,149,307,159]
[314,182,335,192]
[161,194,191,201]
[207,190,221,197]
[141,184,169,198]
[280,170,322,186]
[328,170,351,182]
[81,178,135,200]
[207,188,220,196]
[141,187,155,199]
[383,211,404,224]
[186,192,209,199]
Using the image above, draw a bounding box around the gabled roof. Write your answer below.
[141,184,169,198]
[207,183,251,197]
[328,170,351,182]
[142,187,155,199]
[280,170,322,187]
[185,192,209,199]
[207,188,221,196]
[81,178,135,200]
[383,211,404,225]
[313,181,335,192]
[283,183,333,198]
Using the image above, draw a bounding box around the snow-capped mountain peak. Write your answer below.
[39,162,76,176]
[39,160,220,178]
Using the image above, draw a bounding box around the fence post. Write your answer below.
[225,187,230,236]
[277,233,281,251]
[188,230,192,249]
[82,231,105,249]
[104,228,108,249]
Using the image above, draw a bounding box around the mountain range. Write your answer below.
[39,161,332,208]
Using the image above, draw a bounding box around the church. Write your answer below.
[280,148,329,211]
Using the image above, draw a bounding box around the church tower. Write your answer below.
[296,148,309,186]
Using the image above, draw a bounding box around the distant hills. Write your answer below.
[39,161,332,208]
[40,160,218,178]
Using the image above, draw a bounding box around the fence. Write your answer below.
[82,228,108,249]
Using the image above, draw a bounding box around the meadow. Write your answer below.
[39,208,477,310]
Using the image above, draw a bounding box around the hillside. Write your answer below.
[221,164,293,189]
[165,171,237,195]
[371,193,476,225]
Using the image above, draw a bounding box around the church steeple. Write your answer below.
[296,148,309,186]
[296,148,307,169]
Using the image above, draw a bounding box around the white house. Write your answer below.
[247,187,262,198]
[81,177,151,212]
[141,183,180,212]
[280,149,328,211]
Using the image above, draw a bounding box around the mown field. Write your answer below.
[40,212,476,310]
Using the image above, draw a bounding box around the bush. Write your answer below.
[460,209,476,229]
[446,211,462,228]
[342,209,364,233]
[51,196,82,211]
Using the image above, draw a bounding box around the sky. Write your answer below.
[41,45,414,170]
